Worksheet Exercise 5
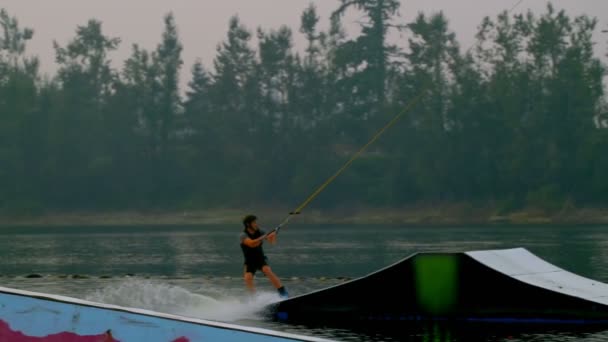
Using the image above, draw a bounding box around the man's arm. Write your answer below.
[241,230,278,247]
[241,231,269,248]
[242,236,264,248]
[266,230,277,244]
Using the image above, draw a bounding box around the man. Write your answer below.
[240,214,289,298]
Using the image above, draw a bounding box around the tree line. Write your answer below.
[0,2,606,215]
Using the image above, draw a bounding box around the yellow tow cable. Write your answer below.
[272,0,526,233]
[274,91,427,231]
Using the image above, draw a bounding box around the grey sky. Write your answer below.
[2,0,607,81]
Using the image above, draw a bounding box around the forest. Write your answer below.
[0,2,607,217]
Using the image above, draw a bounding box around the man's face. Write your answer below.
[249,220,259,231]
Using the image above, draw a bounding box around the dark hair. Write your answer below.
[243,214,257,228]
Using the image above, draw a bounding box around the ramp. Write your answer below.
[269,248,608,325]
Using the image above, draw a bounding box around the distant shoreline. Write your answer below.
[1,205,607,226]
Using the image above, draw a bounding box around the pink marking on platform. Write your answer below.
[0,320,190,342]
[0,320,119,341]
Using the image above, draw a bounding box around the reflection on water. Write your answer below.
[2,224,608,341]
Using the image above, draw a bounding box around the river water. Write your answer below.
[1,224,608,341]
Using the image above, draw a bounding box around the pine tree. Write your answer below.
[50,19,120,207]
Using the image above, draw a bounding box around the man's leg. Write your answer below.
[244,265,255,293]
[262,265,288,298]
[261,265,282,289]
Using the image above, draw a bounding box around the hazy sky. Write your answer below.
[2,0,608,81]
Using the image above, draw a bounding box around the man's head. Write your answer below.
[243,214,258,230]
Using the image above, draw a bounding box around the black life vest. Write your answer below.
[240,228,266,264]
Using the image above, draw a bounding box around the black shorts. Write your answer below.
[244,257,268,274]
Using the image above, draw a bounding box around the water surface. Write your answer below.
[1,224,608,341]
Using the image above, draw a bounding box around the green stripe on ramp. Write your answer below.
[414,255,459,315]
